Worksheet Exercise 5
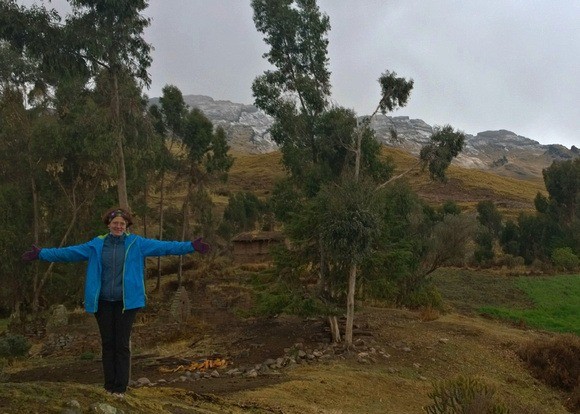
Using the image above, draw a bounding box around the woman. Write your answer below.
[22,207,209,397]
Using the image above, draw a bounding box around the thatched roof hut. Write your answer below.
[231,231,285,263]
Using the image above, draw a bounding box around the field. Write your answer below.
[2,150,577,413]
[1,268,579,413]
[479,275,580,335]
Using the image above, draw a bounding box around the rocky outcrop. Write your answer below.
[149,95,277,153]
[151,95,578,180]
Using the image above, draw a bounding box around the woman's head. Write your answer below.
[102,207,133,235]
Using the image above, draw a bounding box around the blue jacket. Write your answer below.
[38,233,194,313]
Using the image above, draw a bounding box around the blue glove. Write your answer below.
[22,245,41,261]
[192,238,210,254]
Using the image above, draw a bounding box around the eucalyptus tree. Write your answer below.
[62,0,152,209]
[175,108,233,285]
[251,0,411,345]
[252,0,465,346]
[0,87,38,316]
[1,0,153,206]
[148,85,187,289]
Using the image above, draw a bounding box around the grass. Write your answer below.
[433,269,580,335]
[479,274,580,335]
[0,318,8,334]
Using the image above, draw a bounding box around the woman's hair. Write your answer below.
[102,207,134,227]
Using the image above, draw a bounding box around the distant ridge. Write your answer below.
[149,94,579,181]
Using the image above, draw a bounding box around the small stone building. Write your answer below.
[231,231,285,263]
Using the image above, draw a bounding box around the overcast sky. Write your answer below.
[25,1,580,148]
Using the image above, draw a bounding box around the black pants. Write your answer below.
[94,300,138,393]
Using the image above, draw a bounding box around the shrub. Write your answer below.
[494,254,525,269]
[551,247,579,271]
[518,334,580,411]
[0,334,31,358]
[424,376,510,413]
[79,351,95,360]
[399,285,444,311]
[0,359,8,382]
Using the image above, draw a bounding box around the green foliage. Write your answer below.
[402,285,444,310]
[0,334,31,358]
[476,200,503,237]
[500,159,580,266]
[479,275,580,334]
[377,70,414,114]
[252,290,325,318]
[419,125,466,182]
[440,200,462,217]
[316,179,380,263]
[220,191,266,238]
[542,158,579,224]
[79,351,95,361]
[270,179,302,222]
[206,126,234,178]
[425,376,510,414]
[551,247,579,271]
[474,228,495,265]
[158,85,186,135]
[500,220,520,257]
[252,0,331,117]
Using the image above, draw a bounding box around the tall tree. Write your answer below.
[175,108,233,285]
[0,0,152,209]
[148,85,186,289]
[253,0,465,347]
[63,0,152,208]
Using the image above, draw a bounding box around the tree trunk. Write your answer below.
[113,73,129,209]
[32,207,79,313]
[178,173,194,286]
[328,315,341,343]
[344,263,357,347]
[156,171,166,291]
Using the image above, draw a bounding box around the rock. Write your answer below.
[264,358,277,367]
[226,368,242,377]
[245,369,258,378]
[135,377,152,387]
[89,402,122,414]
[148,94,578,181]
[60,399,82,414]
[46,305,69,331]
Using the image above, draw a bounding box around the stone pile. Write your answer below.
[128,338,395,389]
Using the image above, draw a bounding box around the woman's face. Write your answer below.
[108,216,127,236]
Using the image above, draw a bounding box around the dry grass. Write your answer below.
[223,148,544,219]
[380,147,545,218]
[518,334,580,411]
[226,310,570,414]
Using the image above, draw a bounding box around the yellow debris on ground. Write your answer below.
[159,357,229,373]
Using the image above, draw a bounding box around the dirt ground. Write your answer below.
[7,307,330,395]
[3,277,575,413]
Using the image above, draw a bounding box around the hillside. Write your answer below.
[152,94,579,183]
[2,269,576,413]
[2,125,574,414]
[223,147,546,219]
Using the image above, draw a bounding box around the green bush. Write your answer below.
[79,351,95,360]
[0,334,31,358]
[424,376,510,414]
[399,285,444,311]
[551,247,579,271]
